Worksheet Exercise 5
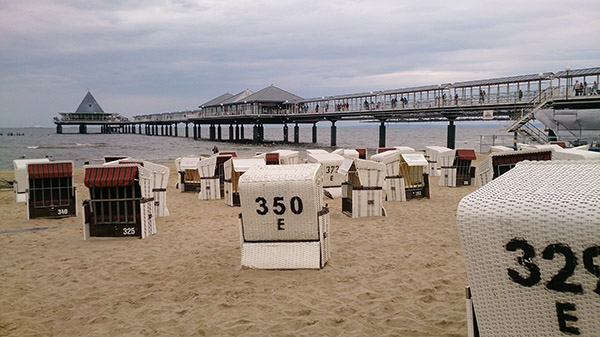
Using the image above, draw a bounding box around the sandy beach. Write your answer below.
[0,158,481,336]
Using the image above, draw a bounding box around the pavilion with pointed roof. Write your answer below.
[54,91,128,133]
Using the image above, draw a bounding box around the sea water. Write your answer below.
[0,122,515,170]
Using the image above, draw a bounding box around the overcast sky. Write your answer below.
[1,0,598,127]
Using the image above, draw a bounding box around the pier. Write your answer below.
[54,67,600,148]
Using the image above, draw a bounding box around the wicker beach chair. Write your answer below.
[439,149,477,187]
[339,158,386,218]
[25,160,77,219]
[457,160,600,336]
[114,158,170,217]
[13,158,50,203]
[223,157,265,206]
[238,164,330,269]
[197,152,236,200]
[477,149,552,186]
[176,156,202,192]
[370,150,406,201]
[82,164,156,239]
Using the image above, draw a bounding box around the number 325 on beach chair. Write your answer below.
[82,164,156,239]
[26,161,77,219]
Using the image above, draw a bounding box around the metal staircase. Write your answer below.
[506,89,552,144]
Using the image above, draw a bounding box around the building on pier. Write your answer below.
[53,91,128,134]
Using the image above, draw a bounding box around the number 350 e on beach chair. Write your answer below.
[237,164,330,269]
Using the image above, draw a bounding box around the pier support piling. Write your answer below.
[240,124,244,140]
[283,124,289,143]
[379,120,386,148]
[330,121,337,147]
[174,124,178,137]
[210,124,216,141]
[56,124,63,134]
[193,123,198,140]
[217,125,222,140]
[185,123,189,138]
[446,116,457,149]
[312,123,317,143]
[294,124,299,143]
[229,124,234,141]
[79,124,87,134]
[235,124,240,140]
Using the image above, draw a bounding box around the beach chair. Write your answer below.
[552,148,600,160]
[399,153,430,200]
[25,160,77,219]
[197,152,236,200]
[477,149,552,186]
[13,158,50,202]
[82,164,156,239]
[306,152,345,198]
[339,158,386,218]
[176,156,202,192]
[424,146,453,177]
[113,158,170,217]
[355,148,367,159]
[439,149,477,187]
[238,164,330,269]
[256,150,300,165]
[103,155,129,163]
[457,160,600,336]
[370,150,406,201]
[332,148,360,159]
[223,157,265,206]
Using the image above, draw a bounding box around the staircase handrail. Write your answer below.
[506,87,553,132]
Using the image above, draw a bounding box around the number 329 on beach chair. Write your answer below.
[82,164,156,239]
[26,161,77,219]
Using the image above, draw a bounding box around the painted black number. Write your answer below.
[273,197,286,215]
[506,238,541,287]
[255,197,268,215]
[583,245,600,296]
[290,196,303,215]
[542,243,583,294]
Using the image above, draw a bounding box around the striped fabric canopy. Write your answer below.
[84,166,138,187]
[28,162,72,179]
[456,149,477,160]
[492,151,551,166]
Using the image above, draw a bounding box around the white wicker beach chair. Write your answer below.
[439,149,477,187]
[176,156,202,192]
[223,157,265,206]
[13,158,50,203]
[424,146,453,176]
[306,152,346,197]
[457,160,600,336]
[370,150,405,201]
[339,158,386,218]
[238,164,330,269]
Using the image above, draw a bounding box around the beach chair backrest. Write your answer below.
[457,160,600,336]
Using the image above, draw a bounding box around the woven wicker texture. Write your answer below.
[199,178,221,200]
[13,158,51,198]
[371,150,401,176]
[457,160,600,336]
[306,153,345,187]
[241,241,322,269]
[239,164,323,241]
[553,149,600,161]
[198,156,217,177]
[425,146,453,175]
[332,148,360,159]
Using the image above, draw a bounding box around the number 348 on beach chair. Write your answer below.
[82,164,156,239]
[26,161,77,219]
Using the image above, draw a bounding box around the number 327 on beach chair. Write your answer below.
[82,164,156,239]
